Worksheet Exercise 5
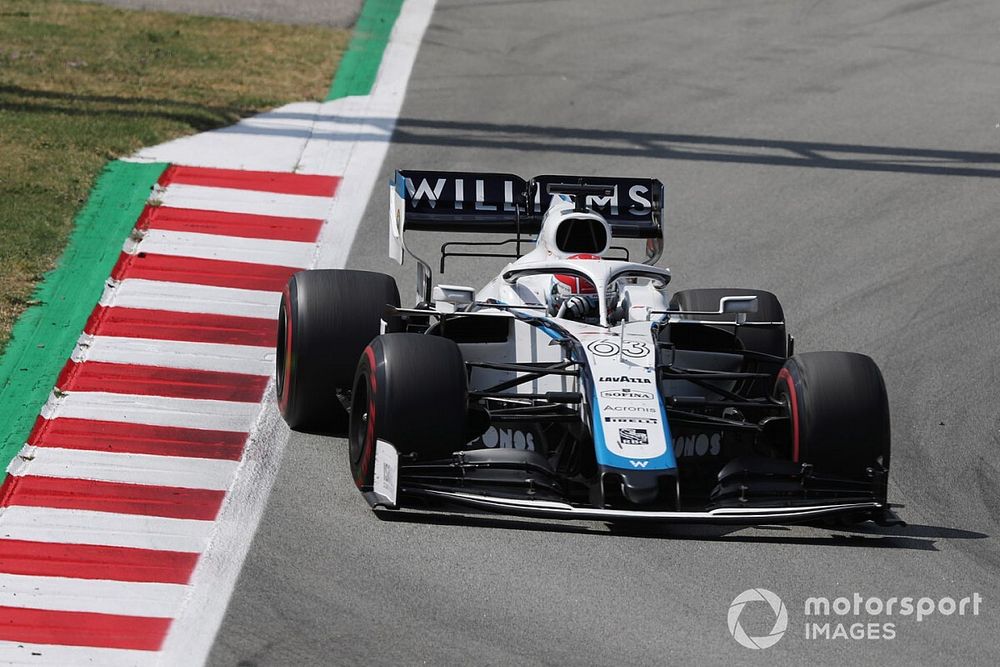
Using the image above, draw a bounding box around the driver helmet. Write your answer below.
[548,254,620,322]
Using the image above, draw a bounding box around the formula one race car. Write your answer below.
[276,170,898,525]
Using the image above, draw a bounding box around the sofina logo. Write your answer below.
[728,588,788,649]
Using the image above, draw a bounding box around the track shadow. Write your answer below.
[174,110,1000,179]
[10,84,999,178]
[385,118,1000,179]
[376,508,987,552]
[0,83,253,132]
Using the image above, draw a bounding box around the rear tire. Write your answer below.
[277,270,401,431]
[774,351,891,481]
[349,333,468,490]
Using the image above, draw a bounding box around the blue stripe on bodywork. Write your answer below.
[509,310,566,342]
[656,391,678,469]
[589,383,609,461]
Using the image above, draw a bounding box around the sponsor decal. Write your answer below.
[531,179,654,218]
[406,176,518,213]
[598,375,651,384]
[600,388,653,400]
[673,432,722,457]
[629,460,650,468]
[475,426,536,451]
[618,428,649,446]
[402,174,659,221]
[373,440,399,506]
[587,339,651,359]
[603,404,657,413]
[605,417,658,424]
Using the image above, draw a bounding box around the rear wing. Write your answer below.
[389,170,664,263]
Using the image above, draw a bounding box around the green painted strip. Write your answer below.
[327,0,404,100]
[0,160,167,471]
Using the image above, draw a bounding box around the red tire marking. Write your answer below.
[111,252,300,292]
[86,306,276,347]
[277,287,293,415]
[57,361,268,403]
[777,367,800,462]
[356,346,378,487]
[0,606,170,651]
[136,206,323,242]
[0,539,199,585]
[160,165,340,198]
[28,418,247,460]
[0,476,225,521]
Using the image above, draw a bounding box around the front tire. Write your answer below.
[349,333,468,490]
[774,352,891,483]
[277,269,401,431]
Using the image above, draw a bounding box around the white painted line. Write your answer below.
[158,183,332,220]
[8,446,238,491]
[104,279,281,319]
[41,391,260,432]
[0,641,158,667]
[75,335,275,376]
[135,229,315,268]
[0,506,213,552]
[0,572,183,618]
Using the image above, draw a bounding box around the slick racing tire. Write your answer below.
[349,333,468,490]
[277,269,401,431]
[774,352,891,481]
[669,287,787,358]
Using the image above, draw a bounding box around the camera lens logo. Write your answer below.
[727,588,788,649]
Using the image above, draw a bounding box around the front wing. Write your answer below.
[364,440,899,526]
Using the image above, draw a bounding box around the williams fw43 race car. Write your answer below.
[276,170,901,526]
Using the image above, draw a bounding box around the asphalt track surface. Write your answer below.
[210,1,1000,664]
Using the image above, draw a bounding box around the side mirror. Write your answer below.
[719,295,759,315]
[432,284,476,310]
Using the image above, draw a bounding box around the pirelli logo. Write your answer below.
[605,417,658,424]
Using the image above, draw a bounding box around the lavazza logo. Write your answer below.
[598,376,651,384]
[727,589,984,649]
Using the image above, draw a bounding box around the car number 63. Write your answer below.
[587,339,651,359]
